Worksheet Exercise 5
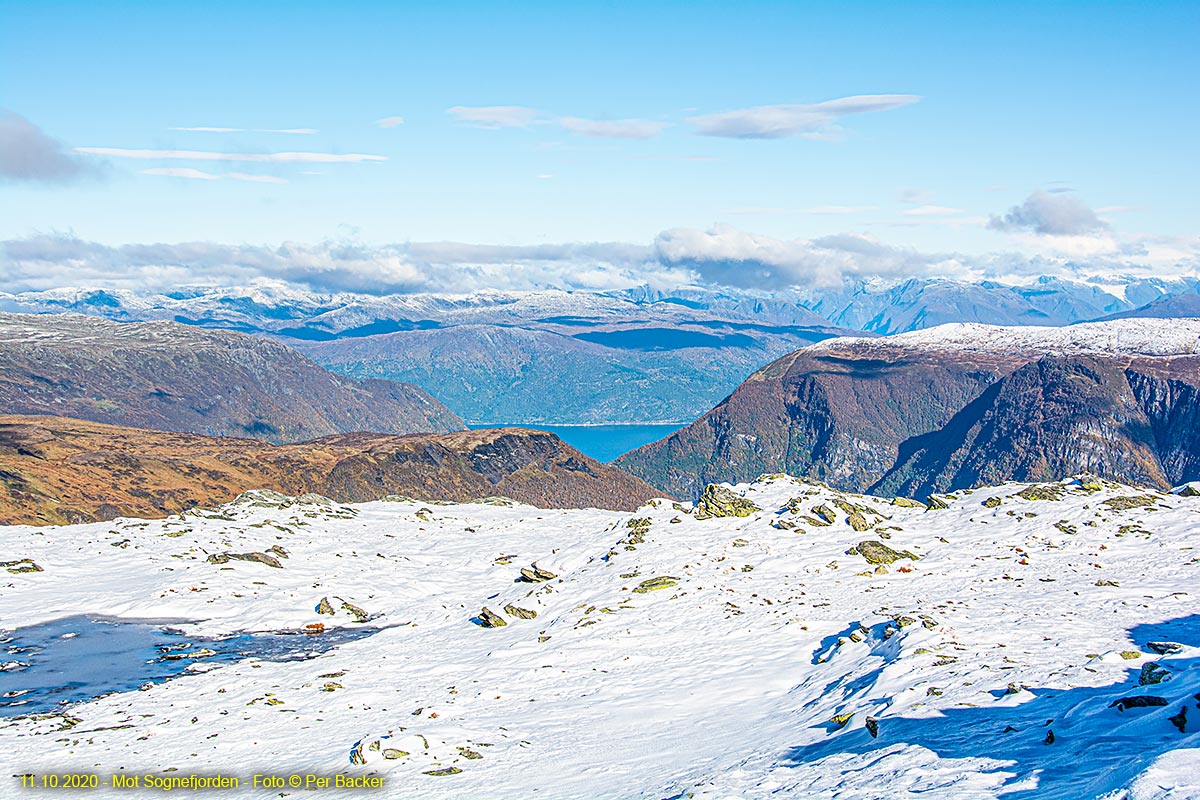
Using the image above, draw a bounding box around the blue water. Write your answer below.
[467,423,682,462]
[0,615,378,717]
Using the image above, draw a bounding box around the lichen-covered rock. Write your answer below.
[812,504,837,524]
[1179,484,1200,497]
[518,563,557,582]
[890,497,926,509]
[504,604,538,620]
[925,495,950,510]
[1,558,42,574]
[982,496,1002,508]
[382,749,409,759]
[855,540,918,565]
[424,767,462,776]
[1017,484,1064,502]
[847,512,871,531]
[1103,495,1157,511]
[1139,662,1171,686]
[341,601,369,622]
[476,607,507,628]
[694,485,761,520]
[316,597,335,615]
[633,576,678,593]
[207,551,282,568]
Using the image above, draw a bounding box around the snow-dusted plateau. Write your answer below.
[2,476,1198,798]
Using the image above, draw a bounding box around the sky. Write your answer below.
[1,0,1197,294]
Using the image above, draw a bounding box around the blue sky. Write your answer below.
[1,0,1197,293]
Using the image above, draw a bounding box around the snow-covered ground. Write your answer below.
[810,318,1200,358]
[2,478,1198,799]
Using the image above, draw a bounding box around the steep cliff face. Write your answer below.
[872,357,1169,499]
[617,349,1003,497]
[0,313,463,442]
[0,416,664,525]
[618,321,1200,498]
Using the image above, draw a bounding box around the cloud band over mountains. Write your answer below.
[2,225,1193,296]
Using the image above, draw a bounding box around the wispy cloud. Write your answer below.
[989,191,1108,236]
[903,205,964,216]
[687,94,920,139]
[142,167,288,184]
[171,126,319,134]
[0,110,100,184]
[802,205,877,215]
[76,147,385,163]
[374,116,406,128]
[447,105,539,128]
[557,117,669,139]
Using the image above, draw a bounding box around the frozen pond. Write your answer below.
[0,615,378,717]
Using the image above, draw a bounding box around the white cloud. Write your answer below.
[142,168,288,184]
[226,172,288,184]
[374,116,406,128]
[687,94,920,139]
[142,167,220,180]
[652,224,966,288]
[989,191,1108,236]
[802,205,877,215]
[903,205,964,216]
[171,127,318,134]
[447,105,539,128]
[557,117,669,139]
[75,147,385,163]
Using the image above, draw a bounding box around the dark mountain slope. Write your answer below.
[871,356,1169,499]
[0,312,463,442]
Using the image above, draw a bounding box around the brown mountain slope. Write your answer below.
[0,312,463,442]
[618,320,1200,498]
[0,416,665,524]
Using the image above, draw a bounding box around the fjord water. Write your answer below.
[467,423,683,462]
[0,615,378,717]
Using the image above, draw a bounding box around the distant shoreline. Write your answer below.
[465,422,689,428]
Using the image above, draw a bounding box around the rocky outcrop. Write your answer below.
[0,312,463,443]
[0,416,665,524]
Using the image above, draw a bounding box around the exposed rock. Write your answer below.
[633,576,678,594]
[382,749,409,759]
[982,496,1002,508]
[864,717,879,738]
[855,540,919,565]
[207,551,283,569]
[476,607,507,628]
[1169,706,1188,733]
[1103,495,1158,511]
[504,604,538,620]
[693,485,761,520]
[812,504,838,524]
[1017,484,1065,502]
[424,767,462,776]
[518,563,557,583]
[890,497,926,509]
[1139,662,1171,686]
[925,495,950,510]
[341,601,369,623]
[1146,642,1184,656]
[1,558,42,574]
[1109,695,1168,711]
[847,512,871,531]
[316,597,335,615]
